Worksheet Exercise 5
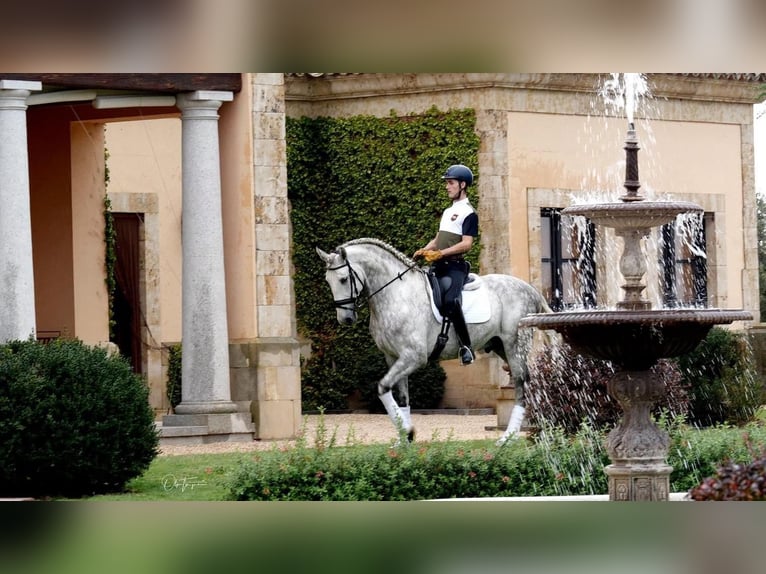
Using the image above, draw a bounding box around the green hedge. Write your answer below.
[225,415,766,501]
[288,107,480,411]
[0,339,159,498]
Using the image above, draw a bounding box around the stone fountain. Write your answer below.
[520,122,752,501]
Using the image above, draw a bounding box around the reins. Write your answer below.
[327,256,420,312]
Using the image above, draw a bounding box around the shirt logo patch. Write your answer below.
[451,214,459,221]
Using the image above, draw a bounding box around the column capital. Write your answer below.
[176,90,234,108]
[186,90,234,102]
[0,79,42,92]
[176,91,234,119]
[0,80,42,111]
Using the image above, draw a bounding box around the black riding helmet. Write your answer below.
[442,164,474,186]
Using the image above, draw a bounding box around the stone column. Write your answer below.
[175,91,236,415]
[163,91,254,443]
[0,80,41,343]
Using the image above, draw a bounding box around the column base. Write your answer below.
[160,411,254,445]
[174,400,238,414]
[605,462,672,501]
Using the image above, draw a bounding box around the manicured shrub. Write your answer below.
[526,341,689,435]
[0,339,159,498]
[675,327,764,427]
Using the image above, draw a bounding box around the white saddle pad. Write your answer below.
[429,274,491,324]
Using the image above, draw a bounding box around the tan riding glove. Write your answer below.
[423,250,443,263]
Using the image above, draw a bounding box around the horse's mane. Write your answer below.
[338,237,419,269]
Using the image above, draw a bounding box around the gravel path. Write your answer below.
[159,413,504,456]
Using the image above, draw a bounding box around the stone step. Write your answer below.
[159,425,209,437]
[159,432,255,446]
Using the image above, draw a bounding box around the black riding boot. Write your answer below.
[449,302,475,365]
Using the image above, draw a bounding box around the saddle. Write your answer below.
[426,267,479,313]
[426,268,479,361]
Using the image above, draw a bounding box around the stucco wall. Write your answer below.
[106,118,183,344]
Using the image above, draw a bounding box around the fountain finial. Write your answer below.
[621,122,642,202]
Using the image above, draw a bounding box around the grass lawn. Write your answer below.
[83,452,256,501]
[79,438,495,501]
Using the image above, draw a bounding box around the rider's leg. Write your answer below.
[441,263,474,365]
[448,301,475,365]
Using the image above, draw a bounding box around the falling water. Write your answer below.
[599,73,649,126]
[567,73,678,310]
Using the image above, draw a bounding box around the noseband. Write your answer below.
[327,255,419,312]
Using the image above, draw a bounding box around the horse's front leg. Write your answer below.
[385,354,411,431]
[378,354,421,442]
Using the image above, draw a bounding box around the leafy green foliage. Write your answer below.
[758,194,766,322]
[675,327,764,427]
[669,418,766,493]
[103,189,117,339]
[166,343,182,410]
[0,339,159,498]
[224,413,766,501]
[288,107,479,411]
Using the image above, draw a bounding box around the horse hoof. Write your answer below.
[407,429,415,443]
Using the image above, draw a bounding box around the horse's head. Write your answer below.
[316,246,365,325]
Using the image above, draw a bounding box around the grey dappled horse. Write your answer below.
[316,238,551,444]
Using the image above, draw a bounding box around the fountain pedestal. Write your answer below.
[603,369,672,501]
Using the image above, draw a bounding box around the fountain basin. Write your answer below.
[563,200,702,230]
[521,309,752,370]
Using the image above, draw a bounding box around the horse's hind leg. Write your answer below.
[396,378,411,431]
[497,330,532,445]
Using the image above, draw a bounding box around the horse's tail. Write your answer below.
[530,283,553,314]
[538,294,554,314]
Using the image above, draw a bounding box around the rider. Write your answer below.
[414,164,478,365]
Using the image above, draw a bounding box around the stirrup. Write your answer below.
[460,346,475,365]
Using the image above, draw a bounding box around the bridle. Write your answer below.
[327,255,420,312]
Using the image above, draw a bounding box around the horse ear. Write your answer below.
[338,247,347,260]
[316,247,331,263]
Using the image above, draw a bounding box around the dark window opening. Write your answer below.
[661,214,708,307]
[541,207,596,311]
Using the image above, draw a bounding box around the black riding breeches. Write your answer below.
[433,259,469,315]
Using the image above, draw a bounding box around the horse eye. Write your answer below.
[339,277,348,284]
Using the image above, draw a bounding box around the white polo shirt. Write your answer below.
[435,198,478,251]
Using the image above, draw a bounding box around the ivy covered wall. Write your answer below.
[287,107,481,410]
